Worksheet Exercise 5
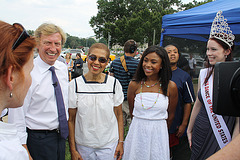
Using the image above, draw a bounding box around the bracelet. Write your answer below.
[119,141,124,143]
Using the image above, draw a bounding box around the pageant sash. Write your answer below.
[200,69,231,148]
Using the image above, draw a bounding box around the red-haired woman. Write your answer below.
[0,21,36,159]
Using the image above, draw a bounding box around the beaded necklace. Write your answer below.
[140,81,161,110]
[144,81,158,88]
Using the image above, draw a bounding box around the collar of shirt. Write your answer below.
[35,56,63,74]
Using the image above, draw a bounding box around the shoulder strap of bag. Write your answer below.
[120,55,128,73]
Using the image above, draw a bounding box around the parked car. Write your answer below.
[195,58,205,78]
[181,53,190,60]
[60,49,85,60]
[233,57,240,61]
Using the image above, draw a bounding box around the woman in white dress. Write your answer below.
[123,45,178,160]
[68,43,124,160]
[0,21,36,160]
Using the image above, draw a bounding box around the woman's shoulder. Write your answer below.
[128,80,141,95]
[129,80,141,87]
[168,80,178,93]
[168,80,177,88]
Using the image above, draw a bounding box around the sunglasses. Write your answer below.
[88,55,108,63]
[12,23,30,50]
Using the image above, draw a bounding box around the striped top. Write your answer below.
[109,55,139,100]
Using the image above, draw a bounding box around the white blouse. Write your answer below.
[68,75,124,148]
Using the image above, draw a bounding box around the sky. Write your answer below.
[0,0,198,38]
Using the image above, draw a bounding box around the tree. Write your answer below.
[86,38,97,48]
[90,0,181,46]
[64,36,81,48]
[27,30,34,36]
[90,0,213,47]
[180,0,213,10]
[99,37,107,45]
[64,34,97,49]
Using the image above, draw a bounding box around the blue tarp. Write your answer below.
[160,0,240,46]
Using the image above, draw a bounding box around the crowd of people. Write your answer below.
[0,10,239,160]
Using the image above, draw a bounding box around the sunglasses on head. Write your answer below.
[12,23,30,50]
[88,55,108,63]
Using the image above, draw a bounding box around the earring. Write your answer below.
[10,92,13,98]
[225,55,228,58]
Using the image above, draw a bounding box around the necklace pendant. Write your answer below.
[144,81,158,88]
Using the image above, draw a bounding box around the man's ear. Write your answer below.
[5,65,14,91]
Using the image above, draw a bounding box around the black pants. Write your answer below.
[27,128,66,160]
[172,136,191,160]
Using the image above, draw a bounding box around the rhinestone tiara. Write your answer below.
[209,11,235,48]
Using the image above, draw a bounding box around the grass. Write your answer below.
[65,140,71,160]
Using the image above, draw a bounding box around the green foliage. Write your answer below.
[180,0,213,10]
[90,0,212,47]
[99,37,108,45]
[27,30,34,36]
[87,38,97,47]
[64,35,97,49]
[90,0,181,46]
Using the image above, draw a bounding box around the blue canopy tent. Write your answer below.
[160,0,240,46]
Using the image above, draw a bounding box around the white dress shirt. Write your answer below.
[0,122,29,160]
[8,55,68,144]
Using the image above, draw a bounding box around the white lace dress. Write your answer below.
[123,93,170,160]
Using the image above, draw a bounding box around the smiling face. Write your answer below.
[37,32,62,65]
[142,52,162,78]
[206,39,230,65]
[87,48,109,75]
[165,45,179,65]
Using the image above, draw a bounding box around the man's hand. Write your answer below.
[176,124,187,137]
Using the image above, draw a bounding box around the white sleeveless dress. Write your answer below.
[123,92,170,160]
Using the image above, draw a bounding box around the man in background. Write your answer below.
[165,44,195,160]
[109,39,139,126]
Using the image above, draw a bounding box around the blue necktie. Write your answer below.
[49,66,69,139]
